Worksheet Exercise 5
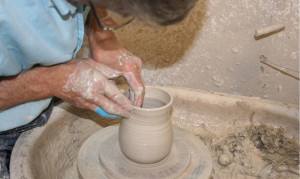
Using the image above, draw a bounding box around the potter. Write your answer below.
[119,86,174,164]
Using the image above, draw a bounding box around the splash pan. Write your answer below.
[10,86,298,179]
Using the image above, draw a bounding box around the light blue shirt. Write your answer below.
[0,0,85,131]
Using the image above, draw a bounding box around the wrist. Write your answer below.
[88,27,122,53]
[28,66,55,98]
[46,63,74,97]
[88,27,116,43]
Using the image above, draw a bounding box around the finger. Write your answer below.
[92,95,131,117]
[85,59,122,79]
[123,71,145,107]
[133,86,145,107]
[74,100,121,118]
[72,98,97,111]
[129,89,135,103]
[120,51,143,71]
[103,80,133,112]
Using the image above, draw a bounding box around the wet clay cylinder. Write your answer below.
[119,86,173,164]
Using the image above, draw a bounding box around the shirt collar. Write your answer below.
[50,0,78,16]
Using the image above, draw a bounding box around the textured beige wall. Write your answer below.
[114,0,299,105]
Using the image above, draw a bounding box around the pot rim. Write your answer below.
[133,86,173,112]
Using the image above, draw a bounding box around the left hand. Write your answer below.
[92,47,144,107]
[86,7,145,107]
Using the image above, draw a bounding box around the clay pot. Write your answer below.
[119,86,173,164]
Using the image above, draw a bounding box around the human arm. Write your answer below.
[0,59,133,117]
[85,4,145,107]
[0,66,53,110]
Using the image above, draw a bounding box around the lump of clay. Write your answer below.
[218,153,232,166]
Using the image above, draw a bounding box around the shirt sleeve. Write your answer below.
[0,41,23,76]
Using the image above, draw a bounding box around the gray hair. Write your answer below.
[98,0,198,26]
[126,0,198,25]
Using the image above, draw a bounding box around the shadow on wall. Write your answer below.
[114,0,207,69]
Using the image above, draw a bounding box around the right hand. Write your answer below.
[50,58,133,117]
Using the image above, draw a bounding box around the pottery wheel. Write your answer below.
[78,125,212,179]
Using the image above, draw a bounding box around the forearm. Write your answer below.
[86,5,120,51]
[0,66,54,110]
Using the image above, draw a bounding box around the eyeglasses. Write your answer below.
[88,1,135,31]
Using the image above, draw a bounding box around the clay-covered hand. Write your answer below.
[85,5,145,107]
[51,58,133,117]
[91,46,145,107]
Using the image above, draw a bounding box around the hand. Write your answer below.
[51,58,133,117]
[86,10,145,107]
[91,47,145,107]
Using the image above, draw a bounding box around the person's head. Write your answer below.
[125,0,198,26]
[93,0,198,26]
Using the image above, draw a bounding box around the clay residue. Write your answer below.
[199,124,300,178]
